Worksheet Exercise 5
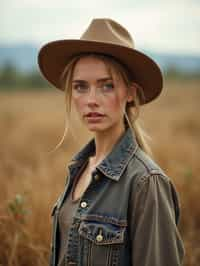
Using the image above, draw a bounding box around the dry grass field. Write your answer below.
[0,79,199,266]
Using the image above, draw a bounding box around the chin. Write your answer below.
[87,126,105,132]
[86,123,116,133]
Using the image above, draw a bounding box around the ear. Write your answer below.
[127,82,137,103]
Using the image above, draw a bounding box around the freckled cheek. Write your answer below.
[72,96,85,114]
[106,95,124,113]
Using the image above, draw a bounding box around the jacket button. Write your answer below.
[96,234,103,242]
[80,201,87,208]
[94,174,100,180]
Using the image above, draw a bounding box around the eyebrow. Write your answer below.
[72,77,113,83]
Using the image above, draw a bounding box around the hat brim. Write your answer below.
[38,39,163,105]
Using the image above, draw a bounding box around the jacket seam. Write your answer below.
[135,172,170,192]
[134,153,152,174]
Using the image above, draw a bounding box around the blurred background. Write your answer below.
[0,0,199,265]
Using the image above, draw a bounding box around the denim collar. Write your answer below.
[68,127,139,181]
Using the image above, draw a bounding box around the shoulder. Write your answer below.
[127,146,169,183]
[126,147,181,225]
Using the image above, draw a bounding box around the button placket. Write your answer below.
[66,222,80,266]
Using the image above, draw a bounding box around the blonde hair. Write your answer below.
[48,53,153,157]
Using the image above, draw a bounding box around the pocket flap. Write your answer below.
[78,220,126,245]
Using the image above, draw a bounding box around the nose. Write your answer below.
[87,87,99,106]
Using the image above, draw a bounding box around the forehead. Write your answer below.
[72,56,117,80]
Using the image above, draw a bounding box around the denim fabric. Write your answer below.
[49,127,185,266]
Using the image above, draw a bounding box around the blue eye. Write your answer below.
[103,83,114,91]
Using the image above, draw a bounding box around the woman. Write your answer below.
[38,18,185,266]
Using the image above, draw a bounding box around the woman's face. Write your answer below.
[71,56,134,132]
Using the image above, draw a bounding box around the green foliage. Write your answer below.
[8,193,30,224]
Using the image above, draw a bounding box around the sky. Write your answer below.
[1,0,200,55]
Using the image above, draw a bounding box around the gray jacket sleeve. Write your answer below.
[128,173,185,266]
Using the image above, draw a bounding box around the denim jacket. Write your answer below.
[50,127,185,266]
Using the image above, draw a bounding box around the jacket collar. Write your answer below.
[68,127,139,181]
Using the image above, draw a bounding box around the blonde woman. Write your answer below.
[38,18,185,266]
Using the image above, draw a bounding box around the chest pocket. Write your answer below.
[78,220,126,245]
[78,220,126,266]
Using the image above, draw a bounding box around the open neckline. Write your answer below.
[71,158,90,203]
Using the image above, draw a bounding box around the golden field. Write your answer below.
[0,79,200,266]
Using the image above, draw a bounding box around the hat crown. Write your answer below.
[81,18,135,49]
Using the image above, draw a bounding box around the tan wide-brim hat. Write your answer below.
[38,18,163,105]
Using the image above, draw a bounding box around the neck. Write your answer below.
[89,123,127,166]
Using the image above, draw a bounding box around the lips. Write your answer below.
[85,112,105,117]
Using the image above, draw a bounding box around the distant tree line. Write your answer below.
[0,62,50,91]
[165,64,200,80]
[0,62,199,91]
